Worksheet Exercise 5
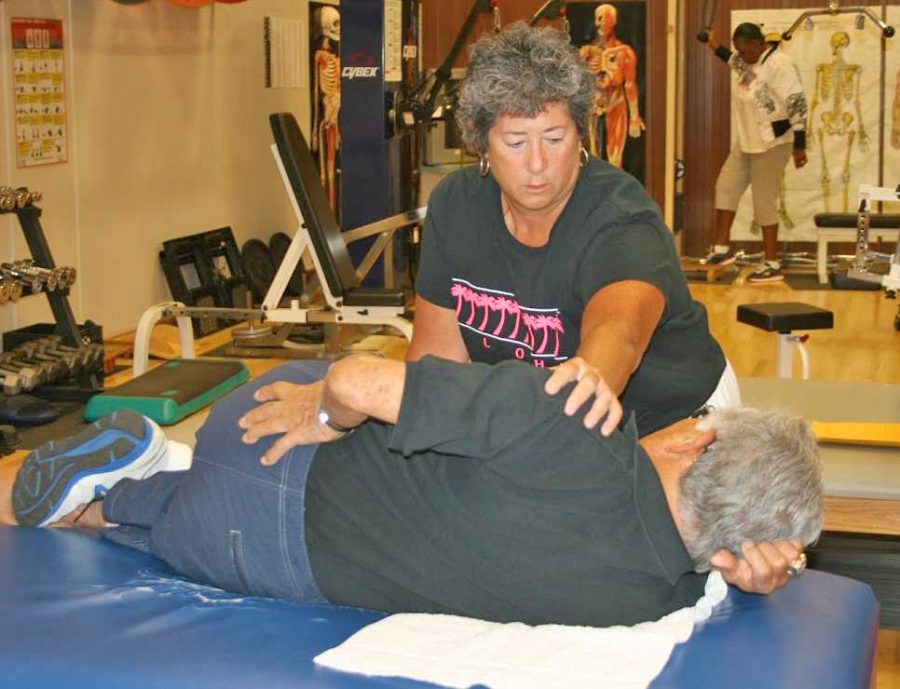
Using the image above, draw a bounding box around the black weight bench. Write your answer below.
[134,114,424,373]
[737,302,834,379]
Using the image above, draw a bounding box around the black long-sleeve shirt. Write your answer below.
[305,357,705,627]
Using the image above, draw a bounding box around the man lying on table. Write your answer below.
[8,355,821,627]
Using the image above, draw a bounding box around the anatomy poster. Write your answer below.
[568,1,646,184]
[886,6,899,212]
[730,10,882,242]
[10,18,67,168]
[309,2,341,221]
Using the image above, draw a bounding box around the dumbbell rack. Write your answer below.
[5,202,103,400]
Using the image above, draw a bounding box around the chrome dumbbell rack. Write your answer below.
[2,194,103,399]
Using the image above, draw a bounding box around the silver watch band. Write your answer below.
[316,408,355,434]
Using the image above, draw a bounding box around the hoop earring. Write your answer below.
[479,156,491,177]
[579,147,589,168]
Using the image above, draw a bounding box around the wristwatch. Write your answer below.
[316,408,355,434]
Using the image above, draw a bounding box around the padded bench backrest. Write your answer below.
[269,112,358,298]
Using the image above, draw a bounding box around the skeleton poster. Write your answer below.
[568,1,646,184]
[886,6,900,212]
[730,10,883,242]
[309,2,341,221]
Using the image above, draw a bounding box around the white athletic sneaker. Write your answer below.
[13,410,172,527]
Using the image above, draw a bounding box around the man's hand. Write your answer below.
[238,380,345,466]
[709,540,805,594]
[544,357,623,435]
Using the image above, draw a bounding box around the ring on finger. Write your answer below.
[786,552,807,578]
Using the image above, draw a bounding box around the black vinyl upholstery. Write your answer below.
[269,113,404,308]
[814,213,900,229]
[737,302,834,333]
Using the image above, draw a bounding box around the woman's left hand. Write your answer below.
[544,357,623,435]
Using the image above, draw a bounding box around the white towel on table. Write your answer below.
[315,571,727,689]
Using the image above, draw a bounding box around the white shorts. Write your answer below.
[714,143,792,227]
[704,359,741,410]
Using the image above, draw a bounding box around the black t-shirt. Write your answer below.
[305,357,706,627]
[415,160,725,434]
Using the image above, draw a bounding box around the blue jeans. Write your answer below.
[102,361,330,603]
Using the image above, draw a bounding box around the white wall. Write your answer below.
[0,0,315,338]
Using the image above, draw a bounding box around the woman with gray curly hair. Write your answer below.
[409,22,736,439]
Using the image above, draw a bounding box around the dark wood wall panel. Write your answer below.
[420,0,667,209]
[680,0,886,256]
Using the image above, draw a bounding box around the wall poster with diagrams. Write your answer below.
[885,6,899,211]
[730,9,891,241]
[10,17,68,168]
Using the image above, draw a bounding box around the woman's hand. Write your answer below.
[238,380,345,466]
[544,357,623,435]
[792,148,807,169]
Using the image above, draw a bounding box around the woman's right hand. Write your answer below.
[705,28,718,50]
[544,357,623,436]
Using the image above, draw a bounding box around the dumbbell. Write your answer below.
[0,368,24,395]
[1,263,48,293]
[86,342,105,370]
[46,336,96,370]
[12,342,70,380]
[0,186,40,208]
[6,280,22,302]
[1,350,52,381]
[0,360,41,392]
[0,279,23,303]
[22,341,76,378]
[0,186,29,209]
[38,339,86,374]
[9,262,60,292]
[58,266,76,288]
[37,337,90,374]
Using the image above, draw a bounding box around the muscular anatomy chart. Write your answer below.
[310,4,341,217]
[578,4,644,168]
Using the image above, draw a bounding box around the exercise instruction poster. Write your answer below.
[10,18,68,167]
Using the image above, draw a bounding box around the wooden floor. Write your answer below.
[688,267,899,688]
[688,270,899,384]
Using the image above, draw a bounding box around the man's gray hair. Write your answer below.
[455,22,595,154]
[679,408,824,573]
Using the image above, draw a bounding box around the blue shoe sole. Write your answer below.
[13,410,154,527]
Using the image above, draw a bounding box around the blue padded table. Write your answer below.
[0,526,879,689]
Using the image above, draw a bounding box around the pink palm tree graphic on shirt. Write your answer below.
[451,283,467,317]
[521,312,537,350]
[474,292,492,330]
[464,287,479,326]
[534,314,563,356]
[491,296,513,335]
[449,280,565,358]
